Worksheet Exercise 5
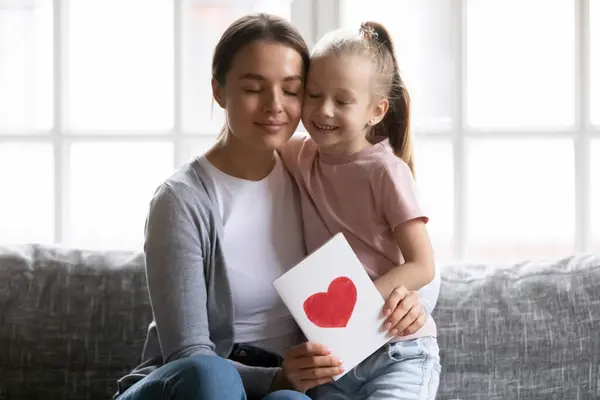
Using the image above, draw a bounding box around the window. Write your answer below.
[592,0,600,125]
[0,0,295,250]
[592,140,600,249]
[413,138,454,262]
[589,0,600,250]
[0,0,53,132]
[2,0,598,261]
[341,0,600,262]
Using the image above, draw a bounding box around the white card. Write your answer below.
[272,233,391,379]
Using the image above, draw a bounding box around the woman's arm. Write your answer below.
[144,184,215,361]
[144,183,279,398]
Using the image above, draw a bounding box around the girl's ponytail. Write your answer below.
[361,21,414,175]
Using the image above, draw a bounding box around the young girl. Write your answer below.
[280,21,441,399]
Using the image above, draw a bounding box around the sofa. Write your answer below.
[0,244,599,400]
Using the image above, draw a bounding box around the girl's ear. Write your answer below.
[212,78,226,108]
[370,97,389,125]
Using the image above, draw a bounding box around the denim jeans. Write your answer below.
[116,354,309,400]
[307,337,441,400]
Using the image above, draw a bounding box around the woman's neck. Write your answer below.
[205,132,276,181]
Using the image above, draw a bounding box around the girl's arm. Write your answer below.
[372,160,436,299]
[374,218,435,298]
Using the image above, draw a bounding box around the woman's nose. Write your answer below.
[262,91,283,113]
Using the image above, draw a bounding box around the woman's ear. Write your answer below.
[370,98,389,125]
[212,78,226,108]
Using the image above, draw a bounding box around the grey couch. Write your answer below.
[0,245,599,400]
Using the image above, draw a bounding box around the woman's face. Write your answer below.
[212,40,305,151]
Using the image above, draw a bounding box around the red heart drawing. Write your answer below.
[303,276,357,328]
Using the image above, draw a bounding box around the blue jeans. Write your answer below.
[117,354,309,400]
[307,337,441,399]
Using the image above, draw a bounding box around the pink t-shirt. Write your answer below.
[280,135,437,339]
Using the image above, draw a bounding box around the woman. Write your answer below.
[115,13,429,400]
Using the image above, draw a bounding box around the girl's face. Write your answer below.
[212,40,305,151]
[302,53,388,155]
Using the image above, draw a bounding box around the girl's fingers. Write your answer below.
[394,304,426,335]
[382,285,408,319]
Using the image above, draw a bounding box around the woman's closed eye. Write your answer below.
[283,87,301,96]
[243,86,262,93]
[243,87,300,96]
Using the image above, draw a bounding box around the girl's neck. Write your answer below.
[318,134,372,158]
[205,132,276,181]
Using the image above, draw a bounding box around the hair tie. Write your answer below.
[359,23,378,40]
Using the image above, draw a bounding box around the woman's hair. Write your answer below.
[312,21,414,175]
[212,13,310,87]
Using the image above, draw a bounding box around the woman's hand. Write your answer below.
[272,342,343,393]
[381,285,427,336]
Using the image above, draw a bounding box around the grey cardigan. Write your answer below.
[117,157,286,398]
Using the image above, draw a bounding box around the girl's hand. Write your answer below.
[273,342,344,393]
[381,285,427,336]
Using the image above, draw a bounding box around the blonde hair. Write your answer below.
[312,22,414,175]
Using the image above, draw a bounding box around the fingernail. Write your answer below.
[390,329,398,336]
[383,323,391,330]
[338,359,343,366]
[384,309,391,316]
[327,349,332,354]
[339,366,345,372]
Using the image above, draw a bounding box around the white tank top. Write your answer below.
[198,154,305,355]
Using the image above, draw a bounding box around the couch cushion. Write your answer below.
[432,253,600,400]
[0,245,151,400]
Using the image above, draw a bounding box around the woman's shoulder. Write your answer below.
[151,157,218,217]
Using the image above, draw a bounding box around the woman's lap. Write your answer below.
[117,354,309,400]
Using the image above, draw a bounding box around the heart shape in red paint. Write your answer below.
[303,276,357,328]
